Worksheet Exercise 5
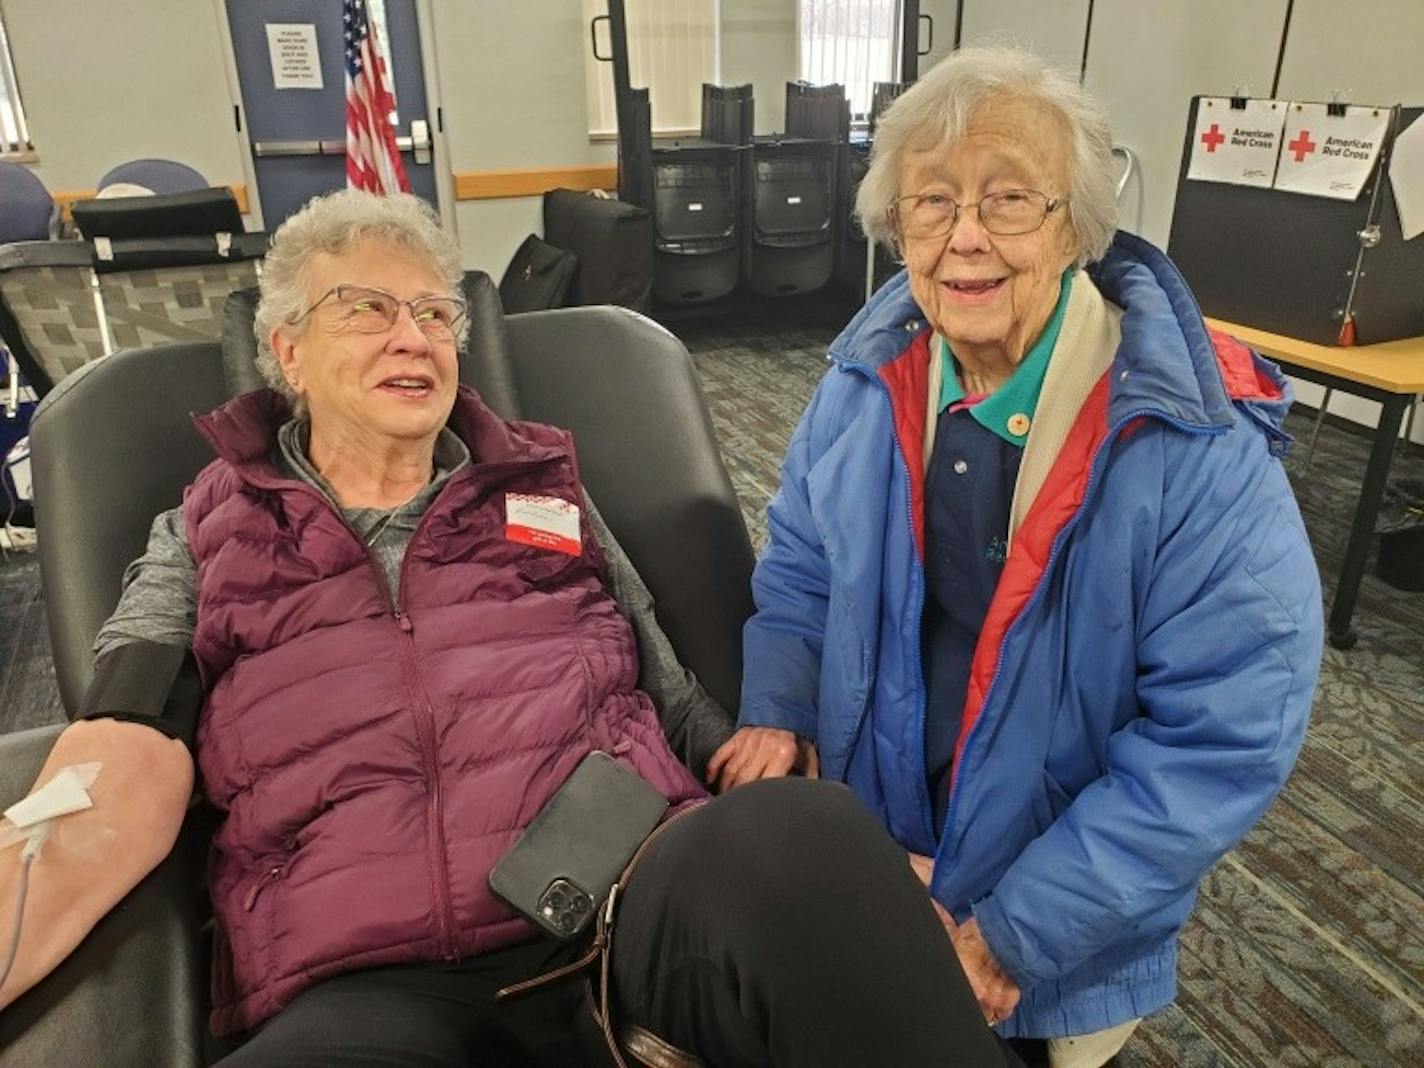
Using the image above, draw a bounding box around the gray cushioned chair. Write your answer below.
[0,277,753,1065]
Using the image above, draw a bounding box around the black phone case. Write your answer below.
[488,750,670,940]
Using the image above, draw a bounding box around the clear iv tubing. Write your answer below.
[0,834,42,996]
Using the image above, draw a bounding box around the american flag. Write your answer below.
[344,0,410,194]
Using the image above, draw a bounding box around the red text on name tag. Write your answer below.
[506,493,581,556]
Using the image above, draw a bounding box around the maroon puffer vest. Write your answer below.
[184,388,705,1035]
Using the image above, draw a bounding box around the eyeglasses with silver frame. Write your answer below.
[289,285,467,337]
[891,189,1066,240]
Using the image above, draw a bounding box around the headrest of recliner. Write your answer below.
[219,270,522,420]
[72,188,244,241]
[90,231,270,274]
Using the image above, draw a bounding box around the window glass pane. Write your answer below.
[798,0,899,118]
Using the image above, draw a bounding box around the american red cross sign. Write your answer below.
[1288,130,1317,162]
[1201,123,1226,153]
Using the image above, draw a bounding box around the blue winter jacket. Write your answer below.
[739,233,1324,1037]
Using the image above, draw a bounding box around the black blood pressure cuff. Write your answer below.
[78,642,203,751]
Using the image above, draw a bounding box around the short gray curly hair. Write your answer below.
[856,45,1118,265]
[253,189,466,404]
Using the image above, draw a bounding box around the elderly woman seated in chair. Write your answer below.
[0,190,1018,1068]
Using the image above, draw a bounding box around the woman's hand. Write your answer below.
[706,727,819,792]
[909,852,960,938]
[908,854,1019,1026]
[950,917,1021,1026]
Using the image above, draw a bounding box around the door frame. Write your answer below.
[413,0,457,233]
[209,0,458,236]
[212,0,266,230]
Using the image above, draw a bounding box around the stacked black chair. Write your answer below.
[743,83,848,298]
[640,84,753,306]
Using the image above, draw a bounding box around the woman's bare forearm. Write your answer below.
[0,718,193,1008]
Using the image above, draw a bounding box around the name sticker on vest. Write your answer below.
[506,494,582,556]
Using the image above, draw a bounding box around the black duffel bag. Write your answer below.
[543,189,654,312]
[498,234,578,314]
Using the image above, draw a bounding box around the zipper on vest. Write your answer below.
[391,604,459,960]
[333,495,457,959]
[381,505,460,961]
[242,863,285,911]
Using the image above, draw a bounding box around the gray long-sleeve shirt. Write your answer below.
[94,420,733,777]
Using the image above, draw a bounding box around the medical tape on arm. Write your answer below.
[0,763,103,857]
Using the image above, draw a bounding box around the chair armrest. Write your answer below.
[0,725,208,1068]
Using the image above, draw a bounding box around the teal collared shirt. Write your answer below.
[938,270,1074,447]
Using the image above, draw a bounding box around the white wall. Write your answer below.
[1083,0,1290,247]
[1275,0,1424,105]
[956,0,1088,80]
[425,0,614,277]
[721,0,797,135]
[1,0,245,191]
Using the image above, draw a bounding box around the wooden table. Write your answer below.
[1206,319,1424,649]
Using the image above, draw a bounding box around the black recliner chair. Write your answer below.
[0,271,756,1065]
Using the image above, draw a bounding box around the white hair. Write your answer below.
[253,189,467,405]
[856,45,1118,264]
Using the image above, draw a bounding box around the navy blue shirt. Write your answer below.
[922,405,1024,831]
[920,273,1073,835]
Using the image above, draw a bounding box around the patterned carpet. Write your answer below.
[680,306,1424,1068]
[1,304,1420,1066]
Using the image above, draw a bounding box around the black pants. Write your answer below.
[219,779,1013,1067]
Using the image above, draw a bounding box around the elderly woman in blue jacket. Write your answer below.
[708,46,1324,1067]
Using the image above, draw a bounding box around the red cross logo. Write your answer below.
[1289,130,1317,162]
[1201,123,1226,153]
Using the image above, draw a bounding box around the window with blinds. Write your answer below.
[798,0,900,121]
[583,0,720,137]
[0,11,32,156]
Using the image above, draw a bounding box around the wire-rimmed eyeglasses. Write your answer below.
[891,189,1066,240]
[289,284,467,338]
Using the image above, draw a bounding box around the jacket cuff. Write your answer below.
[735,700,817,741]
[971,893,1041,988]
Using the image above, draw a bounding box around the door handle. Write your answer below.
[252,139,343,157]
[252,136,424,158]
[590,15,611,61]
[411,119,431,165]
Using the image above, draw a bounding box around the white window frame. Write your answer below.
[0,8,35,159]
[796,0,902,127]
[583,0,721,141]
